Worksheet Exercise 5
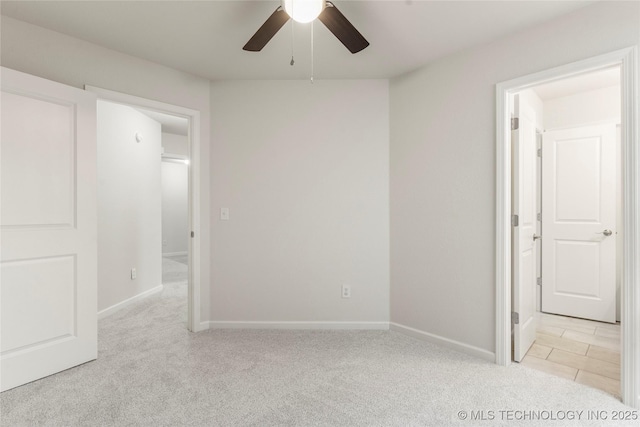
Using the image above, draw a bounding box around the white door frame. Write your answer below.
[495,47,639,409]
[85,86,202,333]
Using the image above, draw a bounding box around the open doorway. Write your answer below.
[510,66,622,398]
[87,85,202,333]
[495,47,639,409]
[136,109,190,292]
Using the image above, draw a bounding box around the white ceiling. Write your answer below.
[0,0,596,80]
[533,66,621,101]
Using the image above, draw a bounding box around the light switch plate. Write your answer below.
[342,285,351,298]
[220,207,230,220]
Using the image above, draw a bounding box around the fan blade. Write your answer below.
[318,2,369,54]
[243,7,290,52]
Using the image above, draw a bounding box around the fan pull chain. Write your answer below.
[290,18,295,66]
[310,20,314,84]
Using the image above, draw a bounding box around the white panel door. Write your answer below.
[512,95,538,362]
[542,124,616,323]
[1,67,97,391]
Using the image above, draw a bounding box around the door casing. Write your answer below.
[496,47,639,409]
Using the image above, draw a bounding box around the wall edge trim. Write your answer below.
[97,285,163,320]
[390,322,496,362]
[203,321,390,330]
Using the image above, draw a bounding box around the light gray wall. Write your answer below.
[1,16,211,318]
[162,132,189,257]
[210,80,390,324]
[162,160,189,256]
[389,1,639,353]
[97,101,162,311]
[162,132,189,157]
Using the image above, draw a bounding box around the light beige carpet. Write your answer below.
[162,256,188,284]
[0,281,635,426]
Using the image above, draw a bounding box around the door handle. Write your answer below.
[597,229,613,236]
[533,234,541,241]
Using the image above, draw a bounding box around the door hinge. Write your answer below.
[537,277,542,286]
[512,214,519,227]
[537,212,541,221]
[191,231,195,238]
[511,117,519,131]
[512,312,520,324]
[537,148,542,157]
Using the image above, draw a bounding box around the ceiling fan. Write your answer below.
[243,0,369,54]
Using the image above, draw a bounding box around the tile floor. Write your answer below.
[522,312,621,399]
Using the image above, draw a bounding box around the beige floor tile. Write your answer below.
[566,316,613,329]
[521,355,578,381]
[541,312,620,331]
[563,324,598,335]
[547,349,620,380]
[538,314,597,334]
[531,314,622,397]
[537,325,564,337]
[535,332,589,355]
[537,313,570,326]
[594,327,620,339]
[562,330,620,351]
[575,370,621,399]
[526,343,553,359]
[587,345,620,365]
[592,321,621,331]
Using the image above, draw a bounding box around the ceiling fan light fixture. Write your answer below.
[243,1,368,53]
[282,0,325,24]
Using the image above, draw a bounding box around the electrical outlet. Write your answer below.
[131,268,137,280]
[342,285,351,298]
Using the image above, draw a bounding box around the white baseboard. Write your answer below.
[204,321,389,330]
[390,322,495,362]
[98,285,163,320]
[199,321,494,362]
[163,251,188,257]
[195,321,211,332]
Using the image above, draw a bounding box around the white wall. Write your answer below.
[209,80,390,325]
[97,101,162,311]
[161,132,189,256]
[519,89,545,130]
[1,16,211,319]
[162,160,189,256]
[544,86,621,130]
[390,1,639,354]
[541,84,622,321]
[162,132,189,157]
